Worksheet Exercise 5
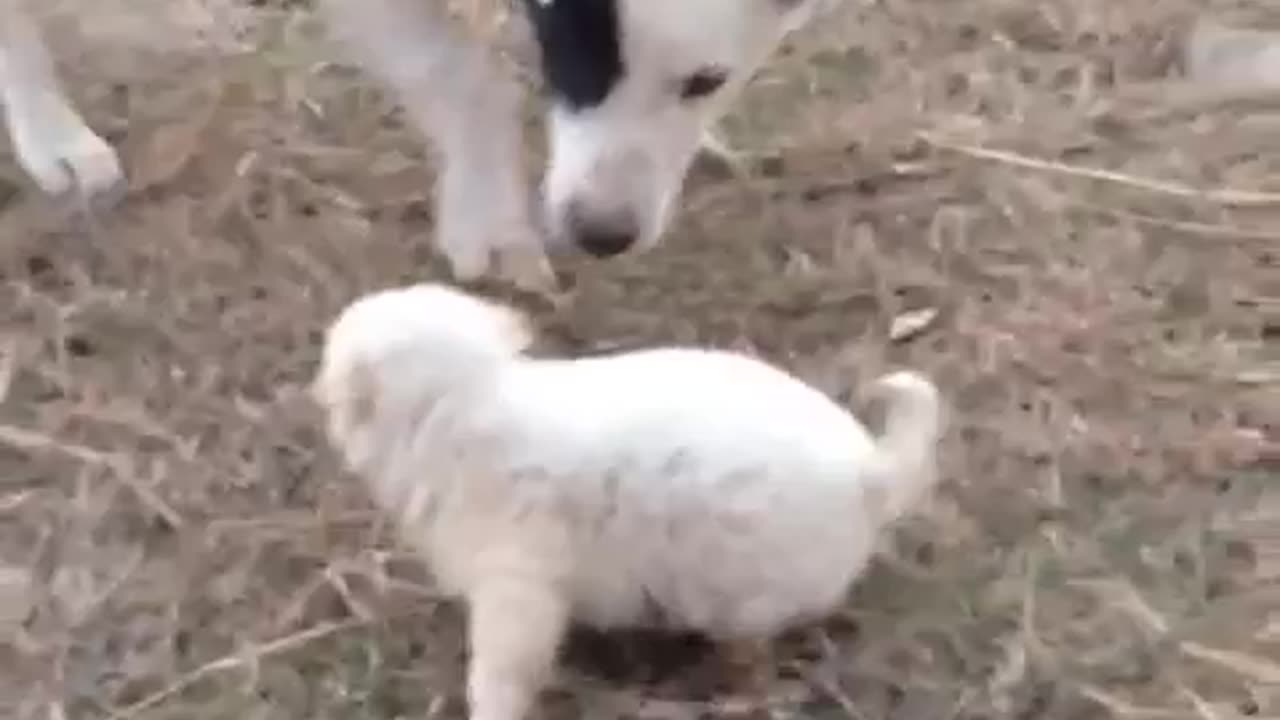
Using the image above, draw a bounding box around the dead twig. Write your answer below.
[1177,642,1280,684]
[918,132,1280,208]
[0,424,184,528]
[106,619,365,719]
[1073,204,1280,243]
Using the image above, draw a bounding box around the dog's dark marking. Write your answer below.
[522,0,625,110]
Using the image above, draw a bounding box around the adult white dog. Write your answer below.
[311,282,944,720]
[318,0,835,282]
[4,0,835,284]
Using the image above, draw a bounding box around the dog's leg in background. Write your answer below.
[0,3,125,201]
[466,578,568,720]
[317,0,553,289]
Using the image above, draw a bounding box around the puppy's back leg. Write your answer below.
[317,0,552,289]
[467,578,568,720]
[0,4,125,203]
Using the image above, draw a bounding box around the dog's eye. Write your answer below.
[678,67,728,101]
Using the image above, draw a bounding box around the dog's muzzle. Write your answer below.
[566,200,639,258]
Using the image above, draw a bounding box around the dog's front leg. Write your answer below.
[466,577,568,720]
[317,0,552,290]
[0,4,125,203]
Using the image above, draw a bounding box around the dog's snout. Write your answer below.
[567,203,638,258]
[577,226,637,258]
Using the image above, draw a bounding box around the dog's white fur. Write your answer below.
[317,0,833,280]
[4,0,833,282]
[312,282,943,720]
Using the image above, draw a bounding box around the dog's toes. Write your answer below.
[15,125,127,208]
[496,243,561,297]
[65,132,127,205]
[12,138,74,199]
[446,221,565,297]
[439,237,495,283]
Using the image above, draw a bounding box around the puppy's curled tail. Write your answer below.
[864,371,943,524]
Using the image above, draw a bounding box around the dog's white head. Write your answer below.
[311,283,533,471]
[525,0,820,258]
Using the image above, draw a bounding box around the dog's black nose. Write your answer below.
[568,204,638,258]
[577,226,637,258]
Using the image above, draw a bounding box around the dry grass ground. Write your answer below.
[1,1,1277,718]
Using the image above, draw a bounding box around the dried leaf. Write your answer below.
[889,306,939,342]
[126,84,224,192]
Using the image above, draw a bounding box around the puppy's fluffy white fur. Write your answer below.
[312,282,943,720]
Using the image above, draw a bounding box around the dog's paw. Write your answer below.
[438,216,559,295]
[494,241,558,296]
[438,231,495,282]
[11,120,126,205]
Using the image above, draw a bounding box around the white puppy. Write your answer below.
[311,282,943,720]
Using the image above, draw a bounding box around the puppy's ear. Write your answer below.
[344,358,379,428]
[315,357,380,429]
[489,301,536,352]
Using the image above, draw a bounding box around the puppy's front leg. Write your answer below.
[317,0,552,290]
[467,578,568,720]
[0,5,125,202]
